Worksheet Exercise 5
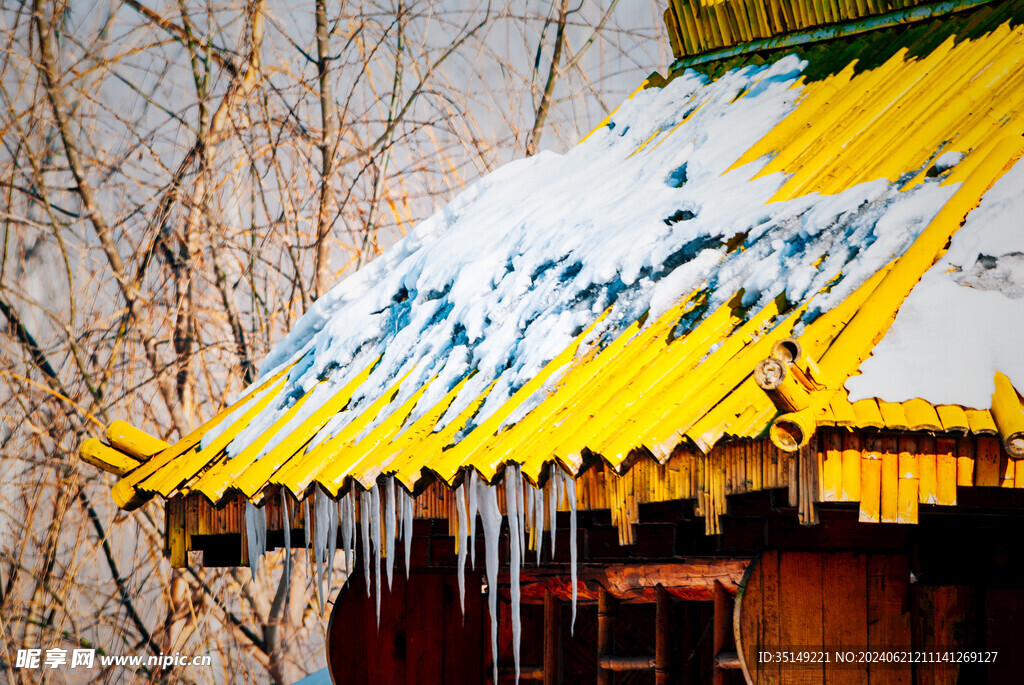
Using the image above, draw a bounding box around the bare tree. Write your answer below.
[0,0,667,681]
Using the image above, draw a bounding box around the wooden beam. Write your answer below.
[517,559,750,603]
[599,655,656,671]
[597,587,613,685]
[713,580,730,685]
[655,585,670,685]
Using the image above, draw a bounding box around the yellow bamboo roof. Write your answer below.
[83,1,1024,510]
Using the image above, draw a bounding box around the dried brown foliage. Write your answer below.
[0,0,666,682]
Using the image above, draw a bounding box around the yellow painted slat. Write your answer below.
[80,438,141,477]
[965,409,998,435]
[621,300,803,464]
[189,386,317,503]
[260,365,418,498]
[145,375,289,497]
[392,378,498,489]
[315,376,436,492]
[991,372,1024,457]
[815,132,1024,395]
[686,377,776,451]
[851,399,884,429]
[876,400,908,431]
[430,308,612,483]
[541,295,745,470]
[936,404,970,433]
[228,357,385,498]
[335,372,477,489]
[902,398,942,432]
[829,395,858,426]
[504,293,702,481]
[111,362,297,509]
[105,421,168,461]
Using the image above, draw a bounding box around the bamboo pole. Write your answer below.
[897,436,919,524]
[859,444,882,523]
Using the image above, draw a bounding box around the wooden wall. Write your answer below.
[735,550,1020,685]
[328,568,486,684]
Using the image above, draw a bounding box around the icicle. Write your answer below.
[281,491,292,590]
[475,476,502,685]
[339,495,350,576]
[548,469,561,559]
[517,470,526,562]
[359,489,372,598]
[468,470,479,569]
[504,468,522,685]
[396,482,405,543]
[244,500,267,580]
[524,480,533,538]
[303,498,312,555]
[347,493,358,574]
[533,485,544,566]
[385,476,396,590]
[456,483,467,613]
[341,491,354,575]
[327,494,339,592]
[567,475,578,634]
[314,489,331,611]
[403,488,414,579]
[370,484,382,625]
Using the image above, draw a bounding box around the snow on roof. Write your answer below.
[847,157,1024,409]
[89,5,1024,509]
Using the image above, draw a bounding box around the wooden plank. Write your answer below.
[823,552,868,684]
[544,589,558,685]
[841,431,862,502]
[734,552,764,684]
[935,437,957,505]
[866,554,912,685]
[974,436,1001,487]
[714,581,730,685]
[167,497,187,568]
[760,550,781,685]
[912,585,974,685]
[778,552,824,683]
[879,435,899,523]
[897,436,919,524]
[445,570,485,684]
[917,436,938,505]
[822,430,843,502]
[405,572,440,685]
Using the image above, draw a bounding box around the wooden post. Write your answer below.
[597,587,614,685]
[543,589,558,685]
[713,580,729,685]
[655,585,670,685]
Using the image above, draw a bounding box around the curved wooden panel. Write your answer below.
[735,551,913,685]
[327,569,485,685]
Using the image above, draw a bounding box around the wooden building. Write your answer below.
[83,0,1024,683]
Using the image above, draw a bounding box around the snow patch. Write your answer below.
[847,157,1024,408]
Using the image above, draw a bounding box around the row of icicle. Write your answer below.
[243,466,577,685]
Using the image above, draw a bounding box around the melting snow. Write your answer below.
[847,157,1024,408]
[222,53,956,468]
